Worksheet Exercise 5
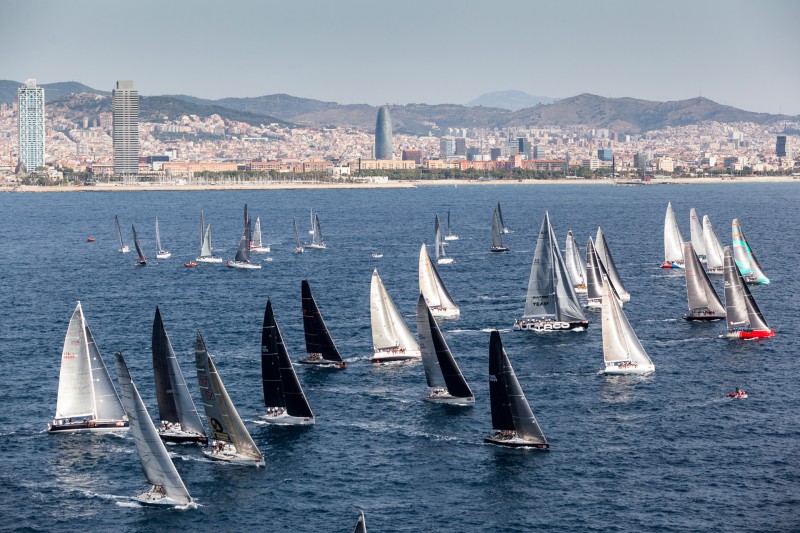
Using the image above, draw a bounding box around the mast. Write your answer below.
[152,307,205,434]
[723,247,770,331]
[262,300,314,418]
[689,208,706,257]
[664,202,684,264]
[200,211,205,249]
[115,353,192,505]
[195,332,263,462]
[302,280,343,363]
[595,227,629,301]
[683,242,725,315]
[416,295,472,398]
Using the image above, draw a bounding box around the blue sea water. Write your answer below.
[0,183,798,532]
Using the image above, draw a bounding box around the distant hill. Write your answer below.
[0,80,106,104]
[466,90,556,111]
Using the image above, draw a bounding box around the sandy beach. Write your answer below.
[3,175,797,193]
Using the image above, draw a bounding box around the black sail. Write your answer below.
[488,331,514,431]
[301,280,343,362]
[426,305,472,398]
[152,307,178,423]
[261,300,285,408]
[234,218,251,262]
[262,300,314,418]
[132,224,146,262]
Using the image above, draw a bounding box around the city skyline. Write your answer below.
[17,79,45,171]
[2,0,799,115]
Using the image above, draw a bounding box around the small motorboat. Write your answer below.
[87,236,95,242]
[372,253,384,259]
[726,389,748,399]
[184,262,198,268]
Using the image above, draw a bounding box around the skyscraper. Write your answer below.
[112,80,139,175]
[374,106,393,160]
[17,79,45,172]
[776,135,787,158]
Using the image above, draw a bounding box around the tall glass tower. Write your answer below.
[112,80,139,175]
[374,106,393,160]
[17,79,45,172]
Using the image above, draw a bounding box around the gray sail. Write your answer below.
[200,224,213,258]
[200,211,205,249]
[152,308,205,435]
[523,214,557,318]
[416,295,446,389]
[723,247,770,331]
[683,242,725,315]
[293,218,302,249]
[253,217,263,248]
[115,214,126,251]
[155,218,163,252]
[702,215,724,271]
[497,202,507,232]
[601,276,653,368]
[689,208,706,257]
[491,208,505,249]
[595,226,629,301]
[586,238,621,303]
[86,321,127,421]
[548,221,587,322]
[132,224,146,263]
[434,215,446,260]
[234,219,251,262]
[312,214,324,245]
[194,333,263,462]
[354,511,367,533]
[115,353,192,505]
[564,231,585,287]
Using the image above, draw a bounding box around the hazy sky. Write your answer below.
[2,0,799,114]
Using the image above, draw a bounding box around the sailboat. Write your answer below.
[308,208,315,234]
[227,216,261,269]
[723,246,774,339]
[48,302,129,433]
[196,218,223,263]
[132,224,147,265]
[194,332,265,466]
[600,275,655,375]
[490,208,510,252]
[434,214,452,264]
[306,213,326,249]
[115,214,130,253]
[689,208,706,262]
[154,218,172,259]
[732,219,770,284]
[662,202,685,268]
[585,238,622,309]
[250,217,271,253]
[114,353,194,507]
[369,269,421,363]
[152,307,207,444]
[595,226,630,301]
[702,215,725,275]
[416,295,473,405]
[497,202,510,233]
[260,299,315,425]
[514,212,588,331]
[300,280,345,368]
[682,243,726,321]
[353,511,367,533]
[419,244,460,319]
[564,231,586,294]
[292,218,304,254]
[484,331,549,449]
[444,209,459,241]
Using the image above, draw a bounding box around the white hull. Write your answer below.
[294,247,304,254]
[371,253,383,259]
[574,286,587,294]
[257,413,315,426]
[227,260,262,269]
[202,448,265,466]
[156,251,172,259]
[424,392,474,405]
[370,350,422,364]
[196,256,223,263]
[437,257,454,265]
[306,243,326,250]
[251,246,271,253]
[48,423,129,434]
[444,235,459,241]
[707,267,724,275]
[602,363,655,375]
[119,246,130,253]
[429,307,460,320]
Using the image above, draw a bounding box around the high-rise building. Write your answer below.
[440,137,455,158]
[490,148,502,161]
[374,106,393,160]
[518,138,531,159]
[455,137,467,156]
[776,135,787,158]
[112,80,139,174]
[533,145,546,160]
[17,79,45,172]
[402,149,422,165]
[597,149,613,162]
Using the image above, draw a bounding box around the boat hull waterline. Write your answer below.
[227,260,262,269]
[723,329,775,339]
[257,413,315,426]
[48,420,129,433]
[513,320,588,332]
[483,435,550,449]
[369,350,422,364]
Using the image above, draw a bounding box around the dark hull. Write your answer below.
[683,313,725,321]
[48,420,129,433]
[159,433,208,445]
[483,436,550,449]
[298,357,345,369]
[515,320,588,332]
[490,247,510,253]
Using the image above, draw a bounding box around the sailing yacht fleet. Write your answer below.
[51,199,775,508]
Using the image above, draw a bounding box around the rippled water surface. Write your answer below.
[0,183,798,532]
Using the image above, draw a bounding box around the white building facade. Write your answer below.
[18,79,45,171]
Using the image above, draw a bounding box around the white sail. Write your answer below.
[370,270,420,352]
[155,218,162,252]
[253,217,263,248]
[702,215,725,272]
[601,276,654,372]
[434,215,447,260]
[418,244,460,318]
[115,353,193,505]
[564,231,585,287]
[548,222,586,323]
[595,227,630,301]
[689,208,706,258]
[663,202,684,264]
[200,224,213,257]
[55,303,96,419]
[115,214,129,253]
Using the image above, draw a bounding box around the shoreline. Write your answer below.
[2,175,798,192]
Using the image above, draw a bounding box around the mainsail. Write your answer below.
[311,214,324,246]
[732,219,769,284]
[55,303,101,420]
[115,353,192,505]
[683,242,725,316]
[418,244,459,315]
[689,208,706,258]
[293,218,303,251]
[416,295,473,399]
[723,246,770,331]
[370,269,419,352]
[253,217,264,248]
[434,215,447,260]
[115,214,128,252]
[261,300,314,418]
[234,218,252,262]
[132,224,147,263]
[195,332,263,463]
[491,208,507,250]
[601,275,653,368]
[152,307,205,435]
[488,331,547,444]
[595,226,630,301]
[586,238,622,305]
[702,215,725,272]
[564,231,586,287]
[497,202,508,233]
[664,202,684,264]
[301,280,343,363]
[200,224,214,258]
[155,218,163,252]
